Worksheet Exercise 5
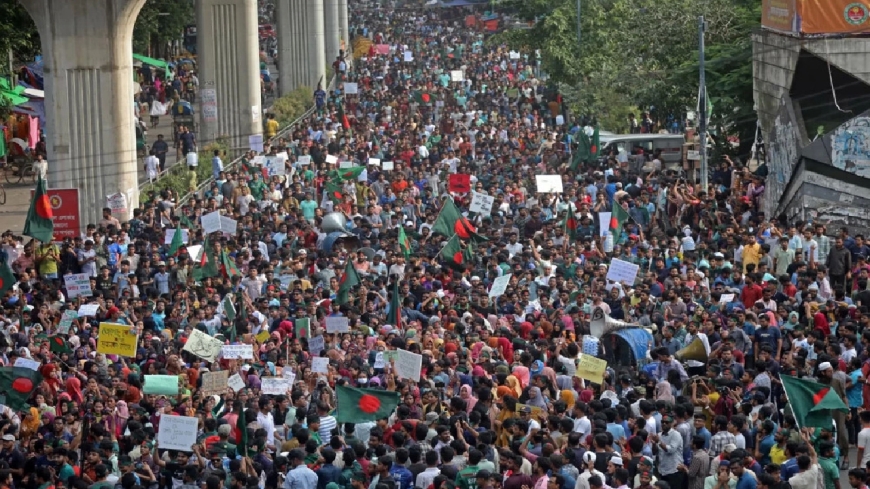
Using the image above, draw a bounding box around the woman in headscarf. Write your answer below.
[64,377,83,404]
[655,380,675,404]
[505,375,522,397]
[19,407,41,440]
[495,395,519,447]
[459,384,477,413]
[512,365,530,389]
[114,400,130,438]
[560,389,576,410]
[526,386,548,410]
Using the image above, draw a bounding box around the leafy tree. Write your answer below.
[0,2,40,68]
[133,0,195,58]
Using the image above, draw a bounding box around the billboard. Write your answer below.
[763,0,870,35]
[30,188,81,241]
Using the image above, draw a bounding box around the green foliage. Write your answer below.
[494,0,760,155]
[0,2,40,65]
[133,0,195,58]
[0,96,12,122]
[272,86,314,126]
[140,137,229,202]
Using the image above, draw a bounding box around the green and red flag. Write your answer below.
[389,280,402,328]
[0,260,15,297]
[325,181,345,204]
[610,201,629,239]
[335,384,401,423]
[337,102,350,130]
[432,199,476,239]
[781,374,848,428]
[0,367,43,411]
[48,336,72,354]
[24,175,54,243]
[562,211,578,242]
[440,234,472,270]
[336,259,361,305]
[571,131,592,171]
[590,125,601,157]
[412,90,434,105]
[192,237,219,281]
[331,166,365,182]
[167,225,184,256]
[221,250,241,280]
[398,225,411,259]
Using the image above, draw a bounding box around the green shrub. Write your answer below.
[272,86,313,126]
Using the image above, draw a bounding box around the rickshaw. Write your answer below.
[171,100,196,143]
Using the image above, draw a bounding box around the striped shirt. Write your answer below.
[319,414,337,445]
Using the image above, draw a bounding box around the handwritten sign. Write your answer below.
[283,369,296,384]
[382,160,394,171]
[605,258,640,285]
[157,415,198,451]
[308,335,325,355]
[183,329,223,362]
[201,211,222,234]
[249,134,264,153]
[719,293,735,303]
[143,375,179,395]
[57,310,77,334]
[200,370,229,395]
[396,349,423,381]
[575,354,608,385]
[326,154,338,165]
[343,82,359,94]
[325,317,350,334]
[469,192,495,214]
[298,155,311,165]
[450,70,464,82]
[227,373,246,392]
[64,273,93,299]
[221,344,254,359]
[96,323,139,357]
[261,377,293,395]
[535,175,563,193]
[312,357,329,373]
[14,357,39,370]
[488,273,512,298]
[106,192,127,216]
[77,304,99,317]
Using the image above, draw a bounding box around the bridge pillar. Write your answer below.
[277,0,326,95]
[324,0,341,74]
[339,0,350,62]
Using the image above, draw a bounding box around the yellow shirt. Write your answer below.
[265,119,279,138]
[35,244,60,275]
[770,443,787,465]
[742,243,762,273]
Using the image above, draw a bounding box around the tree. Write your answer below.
[0,2,40,68]
[133,0,195,58]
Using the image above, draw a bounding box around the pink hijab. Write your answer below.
[64,377,83,404]
[459,384,477,413]
[512,366,530,388]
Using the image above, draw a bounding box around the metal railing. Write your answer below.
[176,75,334,207]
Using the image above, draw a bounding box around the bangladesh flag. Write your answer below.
[440,234,472,270]
[331,166,365,182]
[412,90,434,105]
[337,102,350,130]
[221,250,241,280]
[398,225,411,259]
[336,260,361,305]
[168,225,184,256]
[24,175,54,243]
[570,131,593,171]
[335,385,400,423]
[223,294,236,322]
[389,280,402,327]
[0,260,15,297]
[432,199,476,239]
[0,367,43,411]
[562,211,578,243]
[781,375,848,428]
[192,237,219,280]
[610,201,629,239]
[590,125,601,157]
[48,336,72,354]
[325,181,344,204]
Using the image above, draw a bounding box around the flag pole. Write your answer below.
[780,374,802,432]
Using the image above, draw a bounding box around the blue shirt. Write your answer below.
[212,156,224,179]
[735,472,757,489]
[757,434,775,466]
[606,422,625,451]
[781,458,799,481]
[848,369,864,408]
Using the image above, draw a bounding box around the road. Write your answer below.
[0,57,279,235]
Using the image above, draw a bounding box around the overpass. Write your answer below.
[17,0,348,226]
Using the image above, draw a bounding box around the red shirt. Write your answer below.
[741,284,763,309]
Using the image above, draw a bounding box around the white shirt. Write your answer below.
[145,155,160,179]
[257,410,277,448]
[573,416,591,437]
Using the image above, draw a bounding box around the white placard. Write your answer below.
[183,329,224,362]
[535,175,563,193]
[107,193,127,216]
[719,293,735,303]
[605,258,640,285]
[221,344,254,359]
[283,369,297,384]
[265,155,286,176]
[325,316,350,333]
[219,215,238,235]
[339,160,353,169]
[156,415,199,452]
[78,304,100,317]
[261,377,293,395]
[298,155,311,165]
[488,273,513,298]
[252,106,260,123]
[251,155,266,166]
[598,212,611,237]
[312,357,330,374]
[374,352,385,369]
[343,82,359,94]
[368,158,381,166]
[186,245,202,261]
[164,229,190,245]
[382,161,395,171]
[469,192,495,214]
[556,115,565,125]
[404,51,413,62]
[396,349,423,382]
[308,335,325,355]
[227,373,246,392]
[687,150,700,160]
[64,273,93,299]
[450,70,464,82]
[509,51,521,60]
[326,154,338,164]
[201,211,222,234]
[249,134,264,153]
[358,169,368,182]
[14,357,40,371]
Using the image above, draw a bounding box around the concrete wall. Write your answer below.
[778,162,870,234]
[277,0,327,96]
[763,96,803,217]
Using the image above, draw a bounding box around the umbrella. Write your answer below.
[10,138,28,150]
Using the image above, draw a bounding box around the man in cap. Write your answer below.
[817,360,849,466]
[577,451,605,489]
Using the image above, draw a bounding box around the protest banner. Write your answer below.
[96,323,138,357]
[221,345,254,359]
[575,354,608,384]
[396,349,423,381]
[64,273,93,299]
[157,415,198,451]
[200,371,229,395]
[183,329,223,362]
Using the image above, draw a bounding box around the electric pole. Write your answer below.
[577,0,581,44]
[698,16,708,190]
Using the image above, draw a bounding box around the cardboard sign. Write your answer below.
[96,323,139,357]
[143,375,179,395]
[221,344,254,359]
[183,329,223,362]
[261,377,293,395]
[448,174,471,193]
[488,274,512,298]
[325,317,350,334]
[200,370,229,395]
[605,258,640,285]
[396,349,423,381]
[63,273,93,299]
[535,175,563,193]
[227,373,246,392]
[469,192,495,214]
[156,415,198,451]
[575,354,607,384]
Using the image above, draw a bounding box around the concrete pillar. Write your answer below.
[324,0,341,73]
[197,0,263,150]
[339,0,350,60]
[277,0,307,95]
[18,0,146,226]
[307,0,327,90]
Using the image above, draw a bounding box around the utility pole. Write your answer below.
[698,16,708,190]
[577,0,581,44]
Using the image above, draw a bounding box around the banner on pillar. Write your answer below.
[30,188,81,241]
[201,89,218,123]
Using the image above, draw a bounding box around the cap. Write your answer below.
[425,412,440,424]
[610,455,623,466]
[723,444,737,453]
[158,261,166,266]
[518,405,532,414]
[0,435,14,441]
[819,362,833,371]
[713,252,725,258]
[582,452,596,463]
[471,276,481,281]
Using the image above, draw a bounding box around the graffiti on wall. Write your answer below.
[831,116,870,178]
[765,104,800,217]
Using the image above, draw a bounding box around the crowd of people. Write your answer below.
[3,2,870,489]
